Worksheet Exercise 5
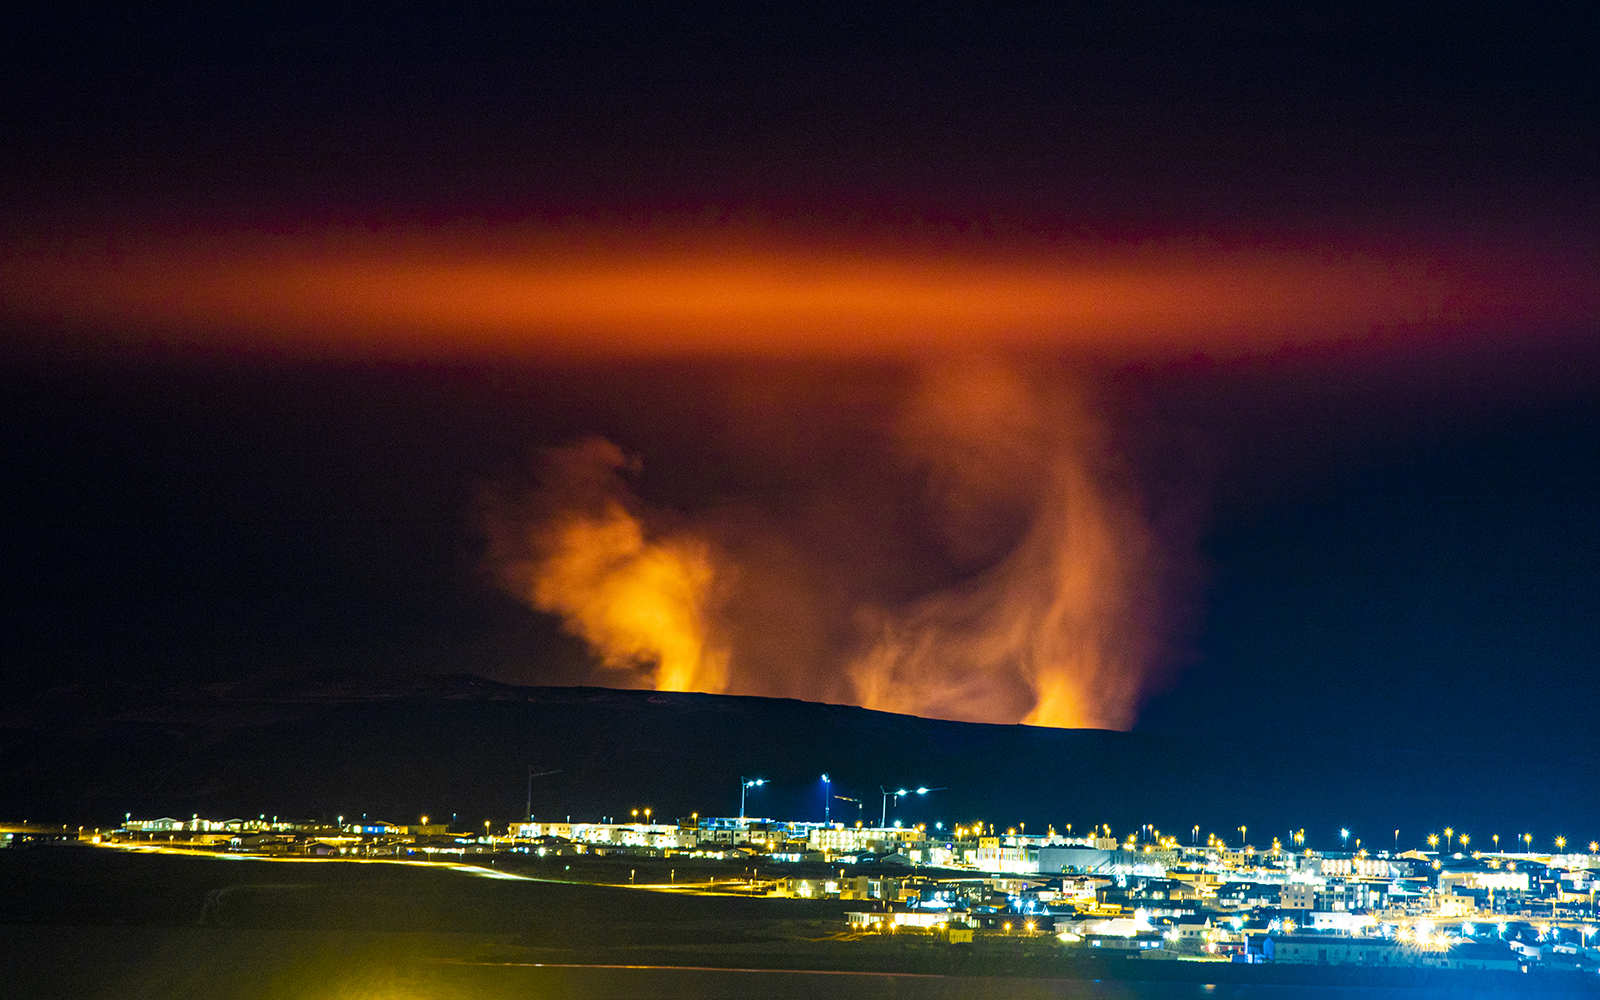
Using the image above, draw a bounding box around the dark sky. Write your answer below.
[2,7,1598,758]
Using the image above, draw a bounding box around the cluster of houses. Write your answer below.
[103,814,1600,971]
[799,837,1600,972]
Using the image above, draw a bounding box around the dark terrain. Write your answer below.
[0,672,1586,840]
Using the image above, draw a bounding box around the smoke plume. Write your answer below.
[481,438,730,693]
[484,361,1181,729]
[848,361,1166,728]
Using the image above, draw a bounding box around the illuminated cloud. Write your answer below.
[4,223,1590,360]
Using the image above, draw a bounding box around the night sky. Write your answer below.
[2,8,1598,759]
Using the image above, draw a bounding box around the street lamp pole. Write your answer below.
[822,774,831,825]
[879,785,942,829]
[739,777,765,826]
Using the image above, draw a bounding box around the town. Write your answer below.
[20,797,1600,977]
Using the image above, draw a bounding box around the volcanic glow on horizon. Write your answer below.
[6,218,1598,729]
[3,224,1590,358]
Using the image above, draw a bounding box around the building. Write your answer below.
[1281,884,1317,910]
[1268,935,1519,970]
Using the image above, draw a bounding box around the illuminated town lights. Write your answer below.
[1556,836,1567,851]
[1428,834,1439,848]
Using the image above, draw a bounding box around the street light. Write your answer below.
[880,785,942,828]
[822,774,831,824]
[739,777,766,825]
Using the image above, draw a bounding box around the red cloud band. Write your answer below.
[2,227,1591,358]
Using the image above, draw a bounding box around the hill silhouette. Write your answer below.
[1,670,1583,849]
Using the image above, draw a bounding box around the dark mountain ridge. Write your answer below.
[2,670,1584,850]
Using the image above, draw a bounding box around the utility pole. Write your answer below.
[525,767,561,822]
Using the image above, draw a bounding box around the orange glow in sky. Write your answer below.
[1,225,1591,359]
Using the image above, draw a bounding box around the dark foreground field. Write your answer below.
[4,845,1600,999]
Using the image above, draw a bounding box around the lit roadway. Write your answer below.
[94,840,777,896]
